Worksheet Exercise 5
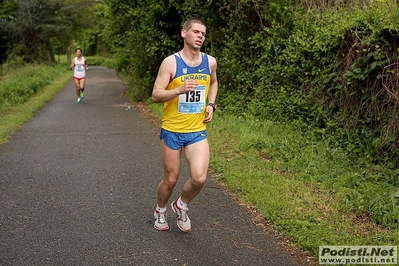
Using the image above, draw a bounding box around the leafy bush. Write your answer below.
[85,56,116,69]
[225,1,399,167]
[0,64,67,112]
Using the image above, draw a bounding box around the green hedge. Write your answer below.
[0,64,68,112]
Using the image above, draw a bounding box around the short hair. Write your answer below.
[183,18,206,31]
[75,48,82,52]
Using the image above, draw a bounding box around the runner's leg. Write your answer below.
[79,78,85,92]
[157,140,182,208]
[74,78,80,97]
[180,138,210,204]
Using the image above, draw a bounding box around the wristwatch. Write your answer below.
[208,103,217,112]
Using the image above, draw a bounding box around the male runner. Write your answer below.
[151,18,218,232]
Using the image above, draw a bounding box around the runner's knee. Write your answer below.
[162,175,178,188]
[191,175,207,188]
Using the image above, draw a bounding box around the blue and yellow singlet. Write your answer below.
[162,52,211,133]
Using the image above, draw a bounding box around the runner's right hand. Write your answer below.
[179,79,198,94]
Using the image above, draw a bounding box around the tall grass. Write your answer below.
[84,55,117,69]
[207,112,399,255]
[0,63,69,113]
[0,59,71,144]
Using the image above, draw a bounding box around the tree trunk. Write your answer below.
[67,31,71,64]
[46,39,56,63]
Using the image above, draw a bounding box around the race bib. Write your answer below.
[76,65,84,72]
[178,85,206,114]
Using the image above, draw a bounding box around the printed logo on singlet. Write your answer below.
[180,74,207,82]
[198,68,206,72]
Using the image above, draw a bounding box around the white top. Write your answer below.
[73,57,86,79]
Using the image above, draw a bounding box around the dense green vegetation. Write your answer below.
[0,64,67,112]
[0,0,108,64]
[1,0,399,263]
[0,63,71,144]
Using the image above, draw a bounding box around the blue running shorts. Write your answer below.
[160,128,208,150]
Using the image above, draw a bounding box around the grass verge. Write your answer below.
[0,69,71,144]
[145,101,399,265]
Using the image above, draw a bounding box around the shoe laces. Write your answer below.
[178,207,188,222]
[157,211,167,224]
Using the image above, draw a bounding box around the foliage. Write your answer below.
[0,59,71,144]
[209,113,399,241]
[0,63,67,112]
[321,6,399,167]
[0,0,108,64]
[0,0,66,63]
[213,1,399,167]
[207,112,399,255]
[0,0,18,64]
[65,0,110,58]
[85,55,116,69]
[102,0,226,101]
[226,112,399,229]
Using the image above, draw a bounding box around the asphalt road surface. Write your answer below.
[0,67,304,266]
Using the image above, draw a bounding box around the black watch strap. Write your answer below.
[208,103,217,112]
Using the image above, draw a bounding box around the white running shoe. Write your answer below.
[154,210,169,231]
[76,97,81,103]
[171,199,191,232]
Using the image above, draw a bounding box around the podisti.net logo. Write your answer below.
[319,246,397,265]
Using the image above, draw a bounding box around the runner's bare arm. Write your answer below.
[70,59,75,69]
[207,56,218,104]
[204,56,218,123]
[152,56,197,103]
[152,56,178,103]
[85,59,89,70]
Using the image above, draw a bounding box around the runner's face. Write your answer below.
[75,50,82,57]
[183,23,206,49]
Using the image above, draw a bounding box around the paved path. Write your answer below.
[0,67,303,265]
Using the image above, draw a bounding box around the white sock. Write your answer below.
[178,197,188,210]
[156,205,167,213]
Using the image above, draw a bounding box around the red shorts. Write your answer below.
[74,77,85,80]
